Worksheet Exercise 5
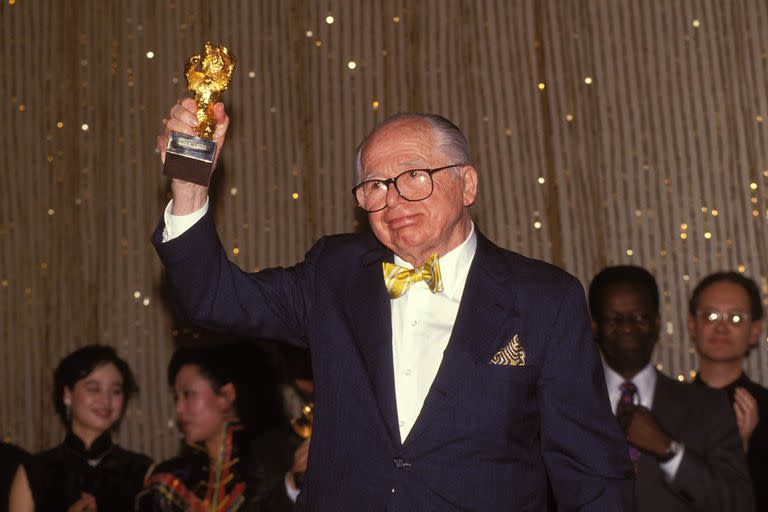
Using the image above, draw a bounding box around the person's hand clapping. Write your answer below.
[733,386,759,452]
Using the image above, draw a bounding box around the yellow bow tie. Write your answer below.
[382,254,444,299]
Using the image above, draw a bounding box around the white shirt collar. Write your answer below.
[603,360,657,414]
[393,222,477,299]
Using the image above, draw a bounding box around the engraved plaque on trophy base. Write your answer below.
[162,131,217,187]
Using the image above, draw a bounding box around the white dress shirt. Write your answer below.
[390,224,476,442]
[603,362,684,480]
[163,201,478,443]
[162,199,209,242]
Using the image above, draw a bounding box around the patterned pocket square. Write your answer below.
[489,335,526,366]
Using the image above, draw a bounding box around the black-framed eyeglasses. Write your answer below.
[696,310,750,326]
[352,163,463,213]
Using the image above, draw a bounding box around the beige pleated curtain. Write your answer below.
[2,0,767,459]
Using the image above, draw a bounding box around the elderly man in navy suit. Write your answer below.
[153,99,634,510]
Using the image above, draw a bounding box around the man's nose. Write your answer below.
[713,317,731,330]
[384,181,402,208]
[619,320,636,333]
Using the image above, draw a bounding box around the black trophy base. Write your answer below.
[163,131,217,186]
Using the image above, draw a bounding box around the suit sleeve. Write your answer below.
[537,278,635,510]
[669,391,753,511]
[151,210,314,345]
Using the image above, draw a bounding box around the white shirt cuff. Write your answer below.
[658,444,685,481]
[284,472,301,503]
[161,198,209,242]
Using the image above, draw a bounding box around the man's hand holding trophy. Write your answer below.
[158,42,235,189]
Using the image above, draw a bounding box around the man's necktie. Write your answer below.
[618,380,641,469]
[382,253,443,299]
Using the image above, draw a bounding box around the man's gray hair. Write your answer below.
[353,113,471,183]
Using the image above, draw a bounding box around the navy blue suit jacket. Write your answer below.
[153,211,634,511]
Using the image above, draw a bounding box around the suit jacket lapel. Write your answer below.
[346,239,400,447]
[403,232,519,448]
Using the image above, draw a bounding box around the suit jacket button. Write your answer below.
[393,457,411,469]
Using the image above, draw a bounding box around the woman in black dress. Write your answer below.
[136,343,296,511]
[9,344,151,512]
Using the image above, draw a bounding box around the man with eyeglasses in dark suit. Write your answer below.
[153,98,635,510]
[689,272,768,511]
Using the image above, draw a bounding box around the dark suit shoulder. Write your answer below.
[477,232,583,295]
[308,231,382,257]
[313,231,369,246]
[657,371,729,403]
[654,372,734,433]
[303,231,389,277]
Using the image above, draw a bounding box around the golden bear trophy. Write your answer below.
[163,42,235,186]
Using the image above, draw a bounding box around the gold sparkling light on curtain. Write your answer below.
[1,0,767,459]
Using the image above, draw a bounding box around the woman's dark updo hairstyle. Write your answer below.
[53,344,138,427]
[168,341,287,435]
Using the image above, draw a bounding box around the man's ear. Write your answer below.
[460,165,478,207]
[63,387,72,405]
